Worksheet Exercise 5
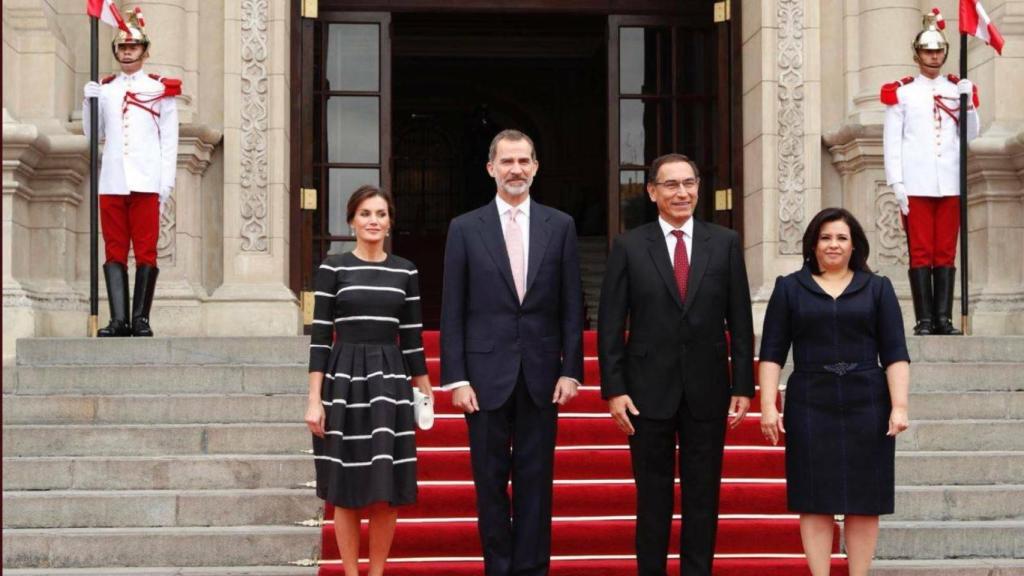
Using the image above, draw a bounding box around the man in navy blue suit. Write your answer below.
[440,129,584,576]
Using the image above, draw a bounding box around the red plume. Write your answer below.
[932,7,946,30]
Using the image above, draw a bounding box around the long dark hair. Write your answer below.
[802,207,871,274]
[346,185,395,224]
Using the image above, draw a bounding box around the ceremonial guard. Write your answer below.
[83,8,180,337]
[882,8,979,335]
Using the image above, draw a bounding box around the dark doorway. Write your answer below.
[390,13,608,327]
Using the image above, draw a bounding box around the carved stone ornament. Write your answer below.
[875,183,909,266]
[240,0,269,253]
[777,0,806,254]
[158,195,176,265]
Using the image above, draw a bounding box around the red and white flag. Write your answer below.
[87,0,127,32]
[960,0,1005,55]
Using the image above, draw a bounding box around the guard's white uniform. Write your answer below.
[82,70,178,202]
[883,74,979,198]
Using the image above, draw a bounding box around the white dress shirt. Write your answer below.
[659,216,694,266]
[82,69,179,202]
[496,194,531,267]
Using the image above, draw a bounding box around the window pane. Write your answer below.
[620,99,665,167]
[675,31,709,96]
[327,97,380,164]
[326,24,379,92]
[619,27,668,95]
[676,102,709,167]
[619,170,649,232]
[326,168,380,253]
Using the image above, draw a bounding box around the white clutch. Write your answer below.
[412,388,434,430]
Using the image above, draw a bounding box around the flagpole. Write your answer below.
[958,32,970,335]
[89,15,99,337]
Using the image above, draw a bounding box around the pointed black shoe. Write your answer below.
[131,265,160,337]
[908,267,934,336]
[98,262,132,337]
[932,267,963,335]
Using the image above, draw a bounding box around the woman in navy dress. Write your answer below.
[304,185,433,576]
[758,208,910,576]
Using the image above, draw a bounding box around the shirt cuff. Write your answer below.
[441,380,471,391]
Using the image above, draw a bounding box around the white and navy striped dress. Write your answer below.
[308,252,427,508]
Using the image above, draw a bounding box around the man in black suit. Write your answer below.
[440,129,584,576]
[598,153,754,576]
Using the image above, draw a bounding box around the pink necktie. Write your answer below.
[671,230,689,303]
[505,208,526,303]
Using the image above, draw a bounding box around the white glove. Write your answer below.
[957,78,974,96]
[892,183,910,216]
[83,81,102,99]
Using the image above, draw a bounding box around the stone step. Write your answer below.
[2,489,319,529]
[2,423,309,457]
[5,365,302,396]
[905,336,1024,364]
[14,338,310,368]
[894,452,1024,486]
[2,394,306,425]
[3,569,316,576]
[909,392,1024,420]
[897,421,1024,451]
[875,520,1024,560]
[891,485,1024,521]
[2,455,313,491]
[0,526,319,569]
[871,559,1024,575]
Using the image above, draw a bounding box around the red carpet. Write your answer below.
[317,331,847,575]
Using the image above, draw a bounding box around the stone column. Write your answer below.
[743,0,823,329]
[207,0,299,335]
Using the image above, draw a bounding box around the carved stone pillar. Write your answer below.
[208,0,299,335]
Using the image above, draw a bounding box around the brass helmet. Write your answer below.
[913,8,948,59]
[111,7,150,54]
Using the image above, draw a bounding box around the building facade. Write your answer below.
[4,0,1023,364]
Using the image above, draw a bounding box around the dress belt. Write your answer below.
[793,362,881,376]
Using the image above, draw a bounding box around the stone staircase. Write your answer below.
[2,337,319,576]
[3,335,1024,575]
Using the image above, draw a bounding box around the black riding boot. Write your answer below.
[98,262,132,337]
[131,265,160,337]
[932,267,963,335]
[908,267,934,336]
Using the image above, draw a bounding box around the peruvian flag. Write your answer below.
[960,0,1005,55]
[87,0,127,31]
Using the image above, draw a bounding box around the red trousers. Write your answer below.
[100,192,159,267]
[903,196,960,268]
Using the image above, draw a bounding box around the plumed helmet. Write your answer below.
[111,7,150,54]
[913,8,949,53]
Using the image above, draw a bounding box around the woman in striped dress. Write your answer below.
[304,185,433,576]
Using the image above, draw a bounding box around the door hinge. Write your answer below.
[302,290,315,325]
[715,188,733,211]
[300,187,318,211]
[301,0,318,19]
[714,0,731,23]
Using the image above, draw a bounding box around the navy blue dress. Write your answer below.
[759,266,910,515]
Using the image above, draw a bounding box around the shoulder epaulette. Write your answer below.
[100,75,116,84]
[880,76,914,106]
[148,74,182,97]
[946,74,980,108]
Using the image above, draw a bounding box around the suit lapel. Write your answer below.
[682,220,713,315]
[525,202,552,298]
[645,222,684,310]
[476,201,519,302]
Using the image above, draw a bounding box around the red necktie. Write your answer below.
[671,230,689,302]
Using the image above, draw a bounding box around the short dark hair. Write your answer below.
[802,207,872,274]
[488,129,537,162]
[648,153,701,183]
[346,185,395,225]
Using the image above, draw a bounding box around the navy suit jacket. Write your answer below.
[440,199,584,410]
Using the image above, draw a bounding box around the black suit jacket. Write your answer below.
[440,199,584,410]
[598,219,754,420]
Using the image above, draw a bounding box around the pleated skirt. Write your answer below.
[312,342,418,508]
